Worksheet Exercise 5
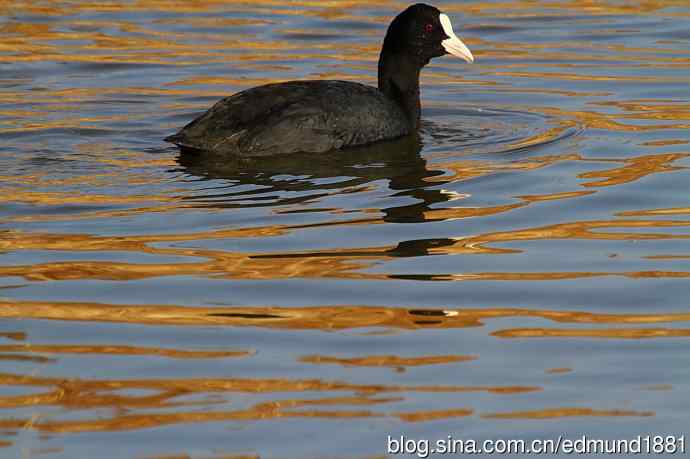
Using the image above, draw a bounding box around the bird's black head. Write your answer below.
[378,3,474,129]
[381,3,474,67]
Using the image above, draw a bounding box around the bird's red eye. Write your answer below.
[424,23,434,33]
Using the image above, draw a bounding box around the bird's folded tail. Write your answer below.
[164,133,184,143]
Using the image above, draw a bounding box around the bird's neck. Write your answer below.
[378,52,423,130]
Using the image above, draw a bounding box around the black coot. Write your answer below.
[165,3,474,156]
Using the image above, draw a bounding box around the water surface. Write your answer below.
[1,0,690,457]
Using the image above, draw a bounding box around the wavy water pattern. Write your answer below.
[1,0,690,457]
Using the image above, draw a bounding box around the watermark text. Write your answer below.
[387,434,686,456]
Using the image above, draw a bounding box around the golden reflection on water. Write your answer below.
[545,367,572,374]
[3,299,690,332]
[1,207,689,282]
[1,295,678,436]
[493,328,690,339]
[482,408,654,419]
[579,153,688,188]
[0,344,251,360]
[299,354,477,368]
[0,368,535,433]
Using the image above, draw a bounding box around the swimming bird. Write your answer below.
[165,3,474,156]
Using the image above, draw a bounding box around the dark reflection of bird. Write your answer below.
[165,3,474,156]
[176,133,461,262]
[175,134,452,226]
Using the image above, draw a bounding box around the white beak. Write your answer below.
[439,13,474,63]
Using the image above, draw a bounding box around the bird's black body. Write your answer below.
[165,80,409,156]
[165,3,473,156]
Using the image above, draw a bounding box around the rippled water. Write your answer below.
[2,0,690,457]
